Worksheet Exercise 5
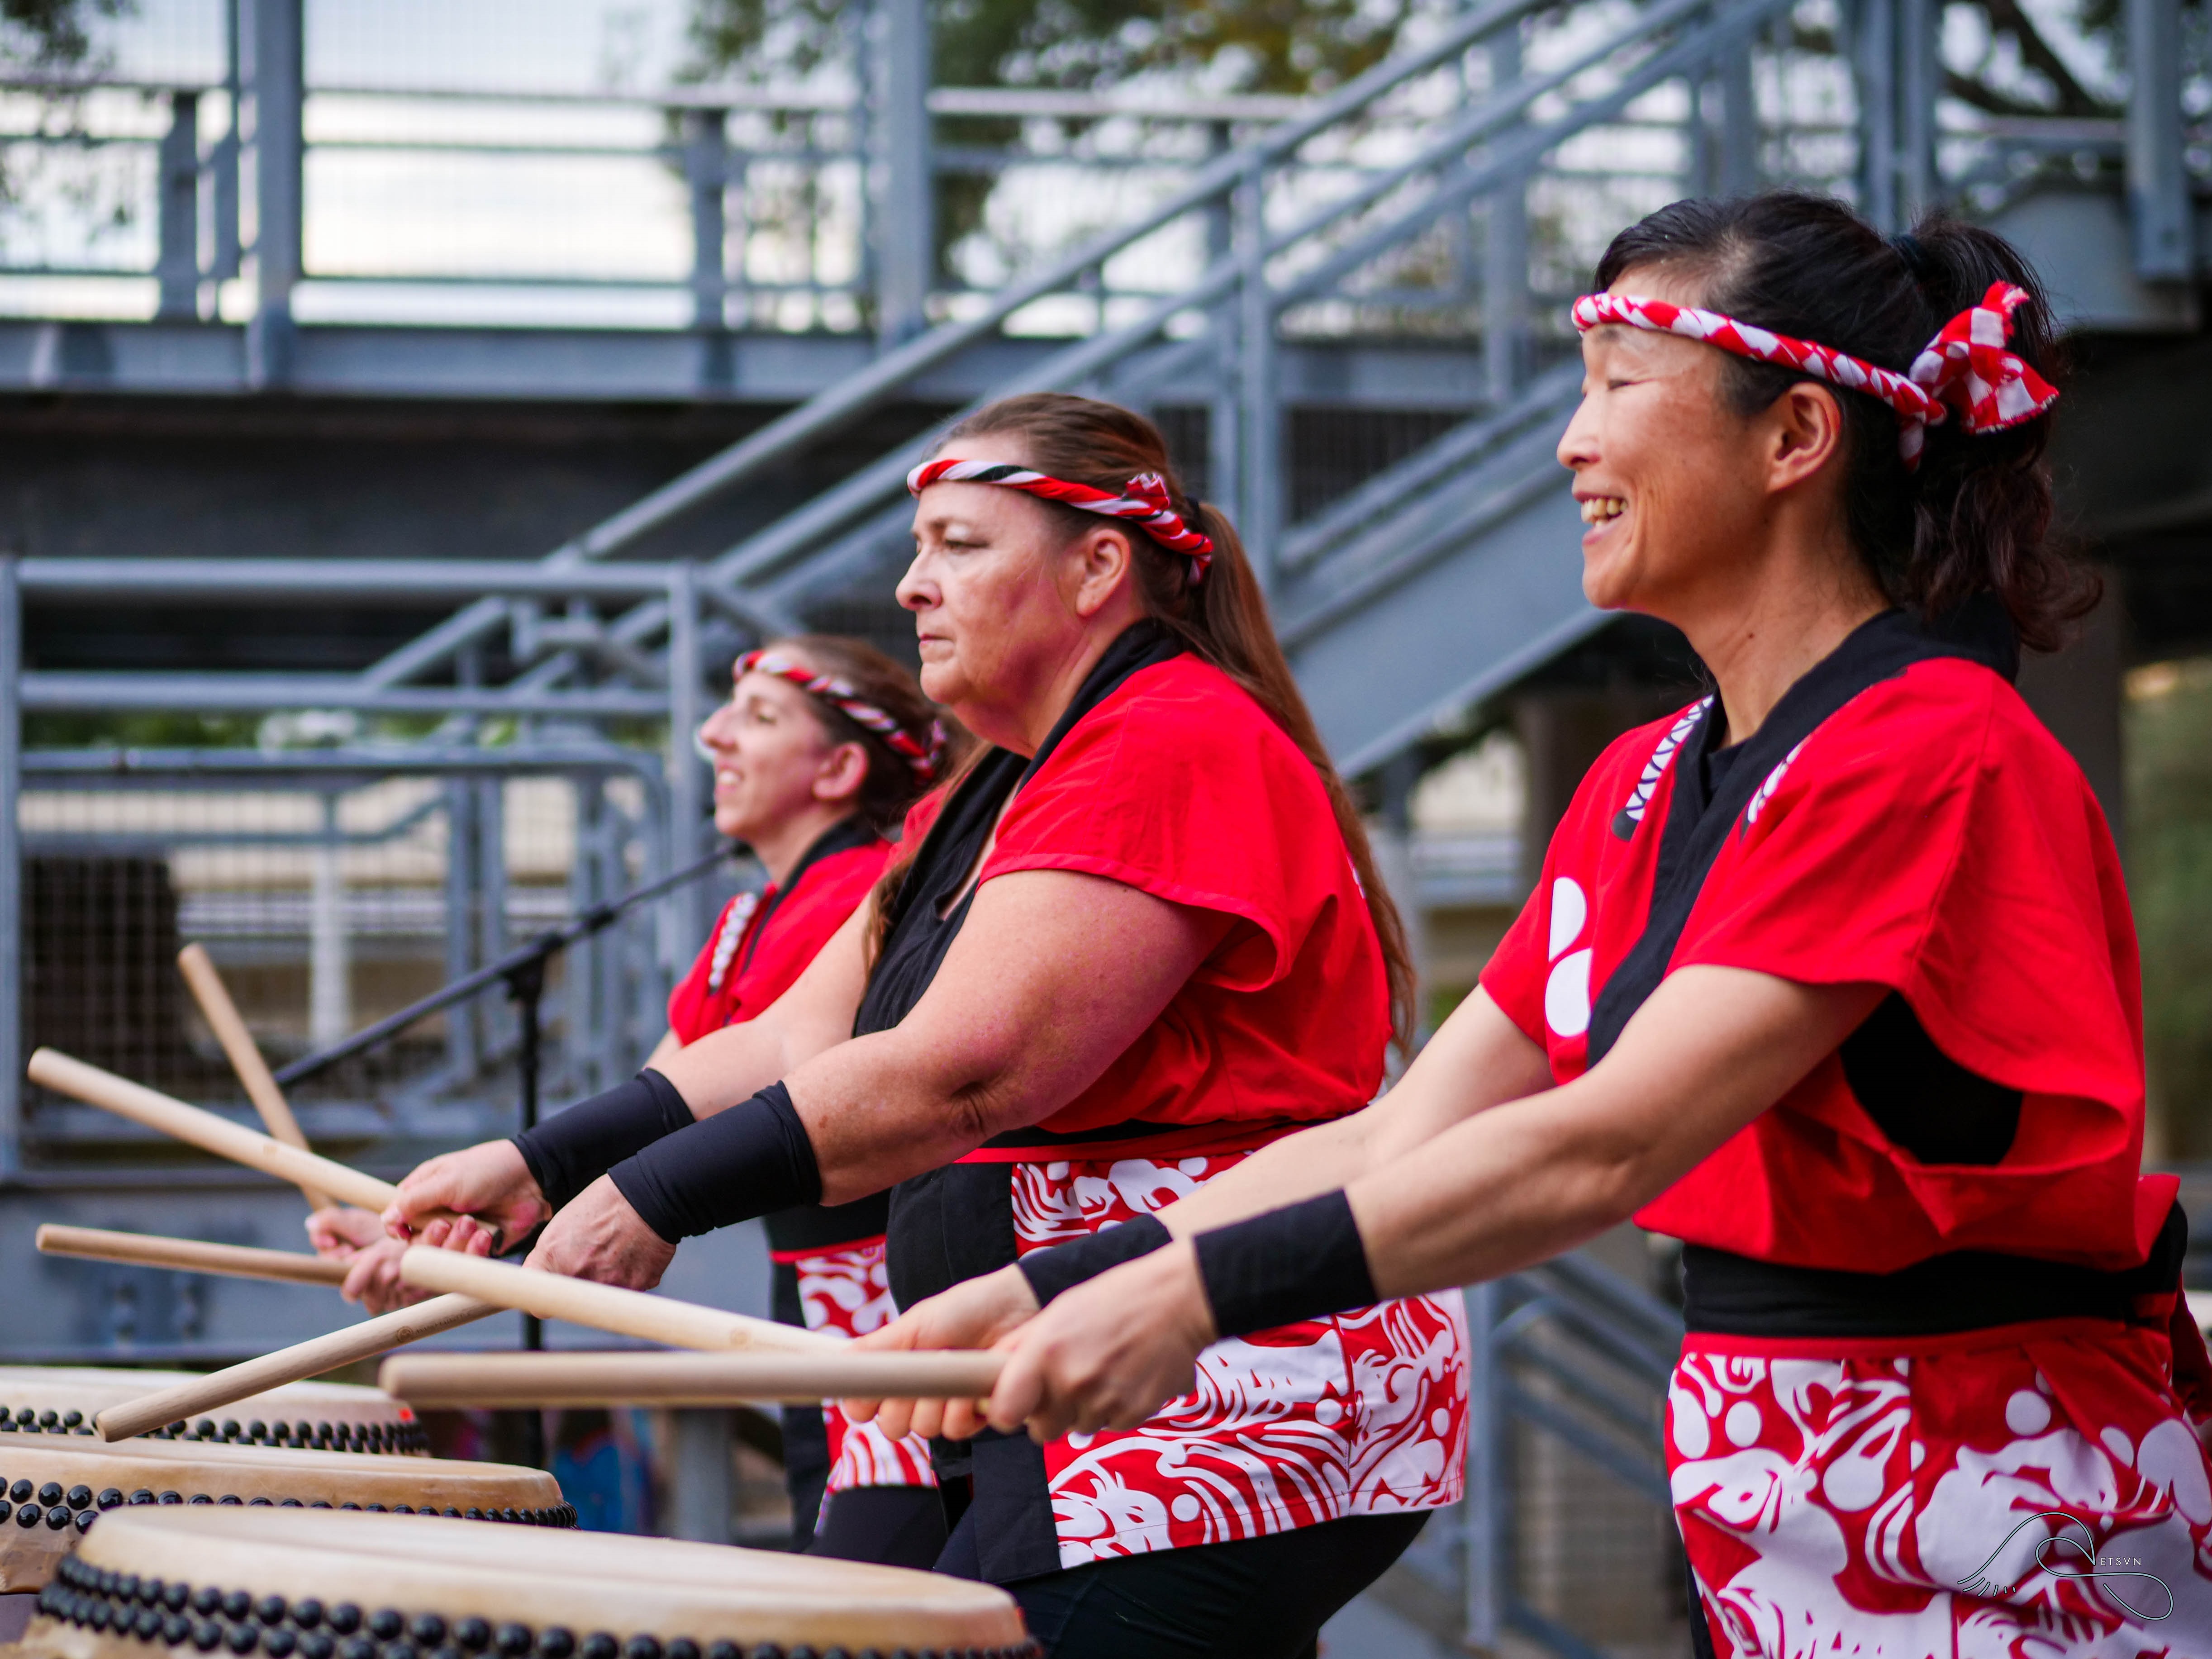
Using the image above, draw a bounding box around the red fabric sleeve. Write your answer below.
[666,894,743,1044]
[1647,664,2148,1264]
[981,659,1355,992]
[1673,666,2138,1107]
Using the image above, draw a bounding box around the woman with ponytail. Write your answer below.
[870,195,2212,1653]
[382,394,1464,1654]
[317,635,948,1563]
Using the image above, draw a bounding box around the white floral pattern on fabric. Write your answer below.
[788,1240,938,1499]
[1668,1336,2212,1658]
[1010,1152,1469,1568]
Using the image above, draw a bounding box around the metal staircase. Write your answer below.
[332,0,2198,780]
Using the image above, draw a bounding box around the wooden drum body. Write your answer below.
[0,1440,568,1593]
[0,1373,425,1457]
[24,1508,1033,1659]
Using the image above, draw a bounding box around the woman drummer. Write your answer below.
[869,194,2212,1652]
[313,635,946,1561]
[384,393,1468,1656]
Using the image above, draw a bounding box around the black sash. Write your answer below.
[1683,1202,2190,1337]
[1586,599,2017,1065]
[858,621,1186,1584]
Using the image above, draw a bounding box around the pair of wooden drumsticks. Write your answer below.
[29,946,1001,1443]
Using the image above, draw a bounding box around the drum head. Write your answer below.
[35,1508,1030,1656]
[0,1370,421,1455]
[0,1440,566,1594]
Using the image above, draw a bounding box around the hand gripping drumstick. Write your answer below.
[38,1223,350,1288]
[24,1048,493,1245]
[398,1248,842,1356]
[177,943,334,1210]
[94,1293,499,1442]
[378,1349,1004,1408]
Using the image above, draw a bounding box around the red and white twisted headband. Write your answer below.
[735,650,945,783]
[906,457,1215,583]
[1570,281,2058,468]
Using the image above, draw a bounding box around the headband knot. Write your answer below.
[905,457,1215,583]
[1569,281,2058,468]
[733,651,943,783]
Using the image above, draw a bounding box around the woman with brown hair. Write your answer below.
[380,392,1466,1655]
[316,635,947,1562]
[869,194,2212,1654]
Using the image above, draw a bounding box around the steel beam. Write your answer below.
[155,91,202,321]
[243,0,303,387]
[2126,0,2193,279]
[875,0,934,347]
[19,675,672,716]
[19,560,692,599]
[0,558,18,1179]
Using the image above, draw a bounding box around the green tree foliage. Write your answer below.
[686,0,1425,283]
[1,0,132,72]
[2126,659,2212,1160]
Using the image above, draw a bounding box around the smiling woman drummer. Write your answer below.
[379,394,1470,1658]
[864,194,2212,1655]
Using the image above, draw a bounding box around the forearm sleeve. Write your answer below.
[607,1082,823,1243]
[1191,1190,1379,1337]
[1013,1216,1171,1306]
[512,1069,694,1211]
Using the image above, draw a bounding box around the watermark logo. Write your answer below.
[1956,1511,2172,1621]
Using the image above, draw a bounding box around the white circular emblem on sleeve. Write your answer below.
[1543,876,1593,1038]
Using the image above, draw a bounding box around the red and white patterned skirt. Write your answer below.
[1668,1317,2212,1657]
[1011,1150,1469,1570]
[773,1237,937,1503]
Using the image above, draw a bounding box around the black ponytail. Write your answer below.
[1593,191,2096,652]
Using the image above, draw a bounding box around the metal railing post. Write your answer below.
[875,0,933,347]
[156,91,202,321]
[2127,0,2193,279]
[685,109,731,333]
[0,556,19,1179]
[666,564,709,963]
[1234,163,1278,585]
[1464,1279,1503,1650]
[242,0,303,386]
[210,0,243,285]
[1848,0,1899,232]
[1898,0,1938,221]
[1717,40,1758,195]
[443,780,480,1080]
[1485,24,1531,406]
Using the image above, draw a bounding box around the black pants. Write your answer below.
[809,1484,949,1572]
[938,1508,1427,1659]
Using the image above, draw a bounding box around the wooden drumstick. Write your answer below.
[38,1224,349,1287]
[378,1349,1004,1407]
[25,1048,494,1246]
[95,1293,499,1442]
[178,943,334,1210]
[400,1248,842,1355]
[31,1047,394,1210]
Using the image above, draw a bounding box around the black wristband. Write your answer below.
[1192,1190,1378,1338]
[608,1082,823,1244]
[513,1069,693,1211]
[1016,1216,1171,1307]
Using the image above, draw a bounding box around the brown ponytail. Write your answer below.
[889,393,1416,1050]
[760,633,965,833]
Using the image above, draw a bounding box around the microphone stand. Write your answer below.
[273,844,733,1462]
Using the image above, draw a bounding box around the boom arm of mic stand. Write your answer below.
[272,845,734,1088]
